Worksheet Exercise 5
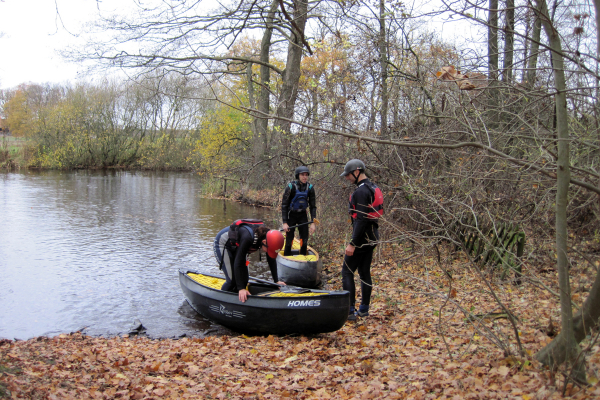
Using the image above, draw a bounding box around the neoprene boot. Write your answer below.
[357,304,369,317]
[347,309,357,321]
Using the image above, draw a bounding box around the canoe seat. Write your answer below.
[187,273,327,298]
[267,292,323,297]
[277,238,319,262]
[277,253,318,262]
[188,273,225,290]
[257,289,326,297]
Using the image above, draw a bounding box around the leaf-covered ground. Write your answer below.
[1,245,599,399]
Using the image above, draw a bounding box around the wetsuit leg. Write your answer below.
[220,247,237,292]
[284,213,309,255]
[341,248,374,310]
[283,226,296,256]
[298,221,309,255]
[214,227,237,292]
[284,212,301,255]
[356,250,373,307]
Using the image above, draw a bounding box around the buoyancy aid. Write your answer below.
[349,180,384,220]
[289,182,312,212]
[226,219,264,251]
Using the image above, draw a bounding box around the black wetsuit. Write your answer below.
[214,226,278,292]
[281,181,317,256]
[342,178,380,311]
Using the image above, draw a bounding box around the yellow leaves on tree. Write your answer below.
[300,36,355,92]
[3,89,32,137]
[193,104,251,173]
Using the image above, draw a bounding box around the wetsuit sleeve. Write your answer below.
[267,255,278,282]
[233,229,253,291]
[350,186,373,246]
[281,184,293,223]
[309,185,317,221]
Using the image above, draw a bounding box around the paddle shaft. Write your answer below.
[248,277,307,293]
[248,276,282,287]
[280,220,315,231]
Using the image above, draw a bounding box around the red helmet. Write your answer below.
[265,230,284,258]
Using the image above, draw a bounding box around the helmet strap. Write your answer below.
[352,170,360,185]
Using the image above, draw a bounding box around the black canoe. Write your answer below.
[178,269,349,335]
[276,239,322,288]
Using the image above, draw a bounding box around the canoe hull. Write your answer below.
[276,256,321,288]
[179,270,349,335]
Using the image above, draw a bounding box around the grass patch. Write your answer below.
[0,384,8,398]
[0,363,19,399]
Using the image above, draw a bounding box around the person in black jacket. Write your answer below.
[214,221,285,302]
[340,159,384,320]
[281,166,317,256]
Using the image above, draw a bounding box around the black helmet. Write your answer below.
[295,166,310,179]
[340,159,365,177]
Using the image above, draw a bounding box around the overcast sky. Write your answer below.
[0,0,467,91]
[0,0,130,90]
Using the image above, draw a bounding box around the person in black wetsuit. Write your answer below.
[339,159,384,320]
[214,220,285,302]
[281,166,317,256]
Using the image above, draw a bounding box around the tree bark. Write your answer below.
[256,0,279,157]
[379,0,389,136]
[593,0,600,118]
[524,1,542,86]
[538,0,600,369]
[248,62,258,156]
[275,0,309,143]
[502,0,514,83]
[537,268,600,365]
[533,0,585,381]
[594,0,600,59]
[488,0,499,113]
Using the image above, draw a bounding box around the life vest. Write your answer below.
[289,182,312,212]
[226,219,264,251]
[349,181,384,220]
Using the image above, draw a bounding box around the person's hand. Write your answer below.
[277,281,287,286]
[282,223,289,232]
[345,244,355,256]
[238,289,251,303]
[309,223,316,235]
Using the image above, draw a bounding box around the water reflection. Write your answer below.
[0,170,277,340]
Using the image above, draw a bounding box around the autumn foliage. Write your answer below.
[2,248,599,399]
[436,66,488,91]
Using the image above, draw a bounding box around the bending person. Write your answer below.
[214,219,285,302]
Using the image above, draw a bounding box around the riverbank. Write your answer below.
[201,186,281,209]
[2,249,599,399]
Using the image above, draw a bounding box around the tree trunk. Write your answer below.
[593,0,600,118]
[502,0,514,83]
[256,0,279,157]
[248,62,259,158]
[379,0,389,136]
[533,0,585,381]
[488,0,499,113]
[537,268,600,365]
[275,0,309,143]
[538,0,600,369]
[525,2,542,86]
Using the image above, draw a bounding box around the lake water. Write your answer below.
[0,170,277,340]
